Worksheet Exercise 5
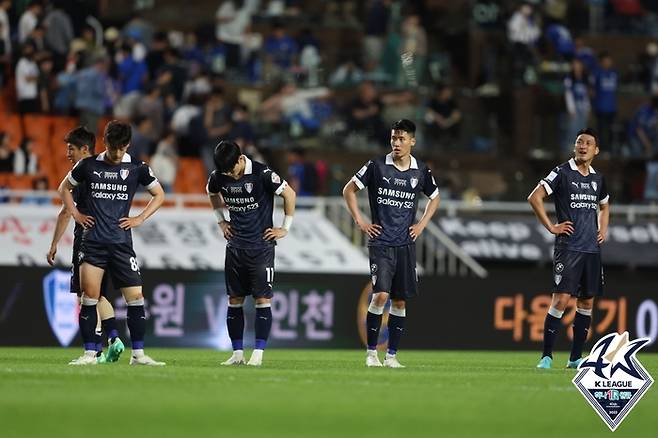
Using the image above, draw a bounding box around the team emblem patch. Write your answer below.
[573,332,654,431]
[370,263,378,274]
[592,181,598,192]
[372,275,377,286]
[410,177,418,188]
[271,172,281,184]
[43,270,79,347]
[555,262,564,273]
[244,182,253,193]
[120,169,130,180]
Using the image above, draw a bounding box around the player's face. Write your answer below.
[222,155,246,180]
[66,143,89,164]
[390,130,415,159]
[574,134,598,163]
[105,145,129,165]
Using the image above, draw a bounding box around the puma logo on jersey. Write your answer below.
[571,182,579,188]
[93,171,103,178]
[382,177,391,184]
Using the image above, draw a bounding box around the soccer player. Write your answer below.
[207,140,296,366]
[527,128,609,369]
[47,126,124,364]
[343,119,440,368]
[58,120,166,366]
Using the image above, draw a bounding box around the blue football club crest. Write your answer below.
[572,332,654,431]
[43,270,79,346]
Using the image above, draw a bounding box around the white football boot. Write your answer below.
[221,350,245,365]
[366,350,383,367]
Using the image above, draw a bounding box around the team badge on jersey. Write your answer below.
[43,270,79,346]
[271,172,281,184]
[244,182,253,193]
[592,181,598,192]
[554,262,564,285]
[410,177,418,188]
[120,169,130,180]
[573,332,654,431]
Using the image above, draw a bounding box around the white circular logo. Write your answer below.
[555,262,564,273]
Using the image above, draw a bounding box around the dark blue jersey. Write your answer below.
[540,158,609,253]
[207,157,287,249]
[71,179,90,238]
[352,153,439,247]
[68,152,159,244]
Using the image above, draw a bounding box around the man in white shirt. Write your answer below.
[15,43,40,113]
[18,1,43,44]
[215,0,251,69]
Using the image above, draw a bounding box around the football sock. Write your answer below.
[542,306,564,359]
[126,299,145,350]
[387,307,406,355]
[101,317,119,342]
[366,303,385,350]
[255,303,272,350]
[570,308,592,361]
[227,303,245,351]
[80,297,98,352]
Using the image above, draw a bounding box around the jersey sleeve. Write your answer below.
[422,167,440,199]
[262,168,288,196]
[539,166,561,196]
[138,162,159,190]
[67,158,88,187]
[351,160,373,190]
[206,172,220,194]
[599,176,609,205]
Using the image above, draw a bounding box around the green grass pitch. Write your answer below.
[1,348,656,438]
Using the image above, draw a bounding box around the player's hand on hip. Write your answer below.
[46,245,57,266]
[119,215,144,230]
[263,227,287,241]
[597,230,606,244]
[357,220,382,239]
[550,221,574,236]
[219,221,234,240]
[409,223,425,241]
[73,212,94,228]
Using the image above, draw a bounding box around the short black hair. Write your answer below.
[64,126,96,154]
[214,140,241,173]
[576,128,598,146]
[104,120,132,150]
[391,119,416,137]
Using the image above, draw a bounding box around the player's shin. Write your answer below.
[387,307,406,356]
[80,296,99,353]
[366,302,385,351]
[126,298,146,355]
[254,302,272,350]
[542,306,564,359]
[227,302,245,351]
[98,296,119,342]
[570,307,592,362]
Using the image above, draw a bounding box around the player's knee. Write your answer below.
[391,300,406,311]
[81,295,99,306]
[229,296,245,306]
[372,292,388,307]
[255,298,271,307]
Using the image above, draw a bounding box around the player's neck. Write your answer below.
[574,157,592,175]
[392,154,411,170]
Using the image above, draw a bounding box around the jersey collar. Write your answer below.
[97,151,132,163]
[568,158,596,174]
[244,156,253,175]
[385,153,418,169]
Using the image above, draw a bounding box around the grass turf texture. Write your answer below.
[1,348,656,438]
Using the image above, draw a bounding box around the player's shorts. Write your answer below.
[552,248,603,298]
[79,240,142,289]
[71,234,112,295]
[225,246,275,299]
[368,244,418,300]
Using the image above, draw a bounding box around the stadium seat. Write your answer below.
[173,158,207,193]
[0,114,24,146]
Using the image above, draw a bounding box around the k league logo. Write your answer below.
[572,332,654,431]
[43,270,79,347]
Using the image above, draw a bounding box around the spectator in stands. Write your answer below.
[22,176,50,205]
[74,54,109,134]
[574,36,596,72]
[14,138,39,175]
[544,21,575,60]
[43,0,74,64]
[329,55,364,87]
[362,0,391,71]
[157,48,186,102]
[146,31,169,79]
[215,0,251,71]
[287,147,318,197]
[638,41,658,93]
[229,103,256,145]
[16,43,40,114]
[201,85,233,172]
[263,21,298,75]
[423,84,462,150]
[645,154,658,202]
[0,132,14,172]
[259,81,331,136]
[136,83,165,142]
[591,52,618,152]
[26,23,46,53]
[130,115,154,163]
[563,59,590,154]
[0,1,10,62]
[38,55,56,114]
[117,41,148,96]
[629,95,658,158]
[507,2,541,84]
[149,131,178,193]
[0,19,7,88]
[18,1,43,45]
[346,80,386,145]
[398,13,427,86]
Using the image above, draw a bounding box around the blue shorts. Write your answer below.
[552,248,604,298]
[368,244,418,300]
[225,246,275,299]
[80,240,142,289]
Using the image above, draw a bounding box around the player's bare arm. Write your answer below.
[208,189,233,240]
[119,182,165,230]
[47,205,72,266]
[342,180,382,238]
[409,194,440,241]
[58,177,94,228]
[598,202,610,244]
[264,184,296,241]
[527,184,574,236]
